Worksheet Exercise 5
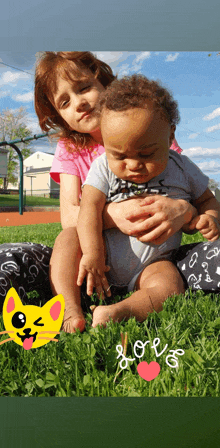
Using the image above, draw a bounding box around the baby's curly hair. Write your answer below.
[99,74,180,126]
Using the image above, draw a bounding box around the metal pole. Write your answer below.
[1,131,56,146]
[0,131,57,151]
[5,143,23,215]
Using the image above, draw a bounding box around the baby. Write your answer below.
[77,74,220,328]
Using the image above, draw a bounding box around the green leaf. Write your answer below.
[83,374,91,386]
[184,349,205,366]
[44,383,57,389]
[8,381,18,391]
[25,382,34,393]
[207,317,220,329]
[90,344,96,357]
[46,372,56,382]
[83,334,91,344]
[106,346,118,373]
[36,379,45,388]
[127,391,141,397]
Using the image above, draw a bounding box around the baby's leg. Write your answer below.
[49,227,86,333]
[92,260,185,327]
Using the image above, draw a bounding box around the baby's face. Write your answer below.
[101,107,175,184]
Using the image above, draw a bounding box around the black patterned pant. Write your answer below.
[0,243,53,308]
[173,241,220,292]
[0,241,219,311]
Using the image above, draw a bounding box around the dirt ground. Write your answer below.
[0,211,61,227]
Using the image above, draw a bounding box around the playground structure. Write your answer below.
[0,132,55,215]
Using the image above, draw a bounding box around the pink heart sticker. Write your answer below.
[137,361,160,381]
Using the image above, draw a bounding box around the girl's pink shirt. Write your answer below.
[170,138,183,154]
[50,138,183,185]
[50,141,105,185]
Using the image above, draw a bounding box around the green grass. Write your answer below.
[0,194,60,207]
[0,223,219,397]
[0,222,62,246]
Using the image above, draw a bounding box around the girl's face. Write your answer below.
[53,72,105,138]
[101,107,175,184]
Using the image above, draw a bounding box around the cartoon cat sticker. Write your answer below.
[0,288,65,350]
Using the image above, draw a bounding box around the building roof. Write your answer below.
[24,167,51,174]
[24,151,54,162]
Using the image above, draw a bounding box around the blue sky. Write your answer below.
[0,51,220,185]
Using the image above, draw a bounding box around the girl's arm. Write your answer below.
[103,196,197,245]
[188,188,220,241]
[193,188,220,219]
[59,174,81,228]
[77,185,110,296]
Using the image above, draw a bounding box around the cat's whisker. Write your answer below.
[39,331,60,334]
[38,337,58,342]
[0,337,15,345]
[0,331,14,334]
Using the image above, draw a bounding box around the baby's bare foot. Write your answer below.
[62,307,86,333]
[92,304,119,328]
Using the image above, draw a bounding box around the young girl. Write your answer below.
[77,74,220,327]
[34,51,217,333]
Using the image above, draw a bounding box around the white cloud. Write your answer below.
[94,52,125,64]
[203,107,220,121]
[131,52,151,72]
[114,52,151,77]
[134,52,151,64]
[33,143,56,153]
[92,52,152,78]
[130,64,143,74]
[28,126,57,153]
[188,133,199,139]
[27,115,42,134]
[197,160,220,174]
[206,123,220,133]
[165,53,179,62]
[117,64,130,77]
[13,91,34,103]
[182,147,220,158]
[0,90,10,98]
[0,70,29,86]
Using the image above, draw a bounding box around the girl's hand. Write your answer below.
[77,253,111,297]
[188,214,220,241]
[123,196,196,245]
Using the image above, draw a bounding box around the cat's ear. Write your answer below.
[3,287,23,316]
[42,294,65,322]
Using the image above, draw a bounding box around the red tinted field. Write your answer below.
[0,211,60,227]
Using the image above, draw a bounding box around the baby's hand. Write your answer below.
[77,253,111,297]
[188,214,220,241]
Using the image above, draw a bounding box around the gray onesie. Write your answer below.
[83,150,209,291]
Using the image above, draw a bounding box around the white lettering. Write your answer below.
[151,338,168,357]
[116,344,135,369]
[133,340,150,358]
[166,349,185,368]
[116,339,185,371]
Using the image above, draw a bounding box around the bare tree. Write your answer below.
[0,107,33,187]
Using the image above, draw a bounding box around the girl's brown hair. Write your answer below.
[99,74,180,126]
[35,51,116,151]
